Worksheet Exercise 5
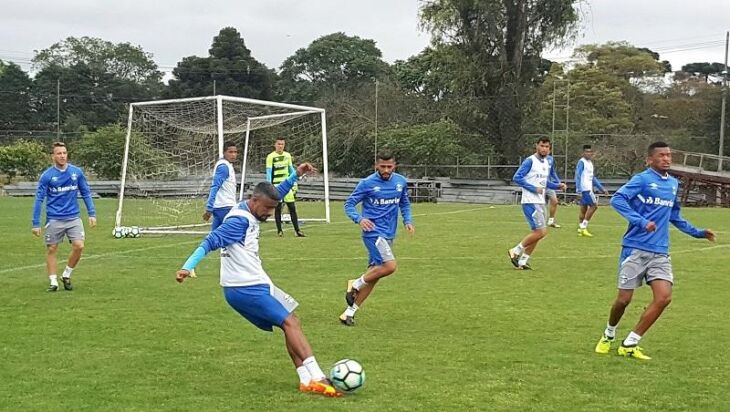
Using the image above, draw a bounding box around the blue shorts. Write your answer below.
[211,207,233,231]
[580,191,597,206]
[521,203,546,230]
[223,284,299,332]
[363,236,395,267]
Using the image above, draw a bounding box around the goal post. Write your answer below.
[115,95,330,234]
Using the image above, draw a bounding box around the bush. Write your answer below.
[0,140,48,182]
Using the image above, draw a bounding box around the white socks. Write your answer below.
[352,275,367,291]
[296,366,311,385]
[623,331,642,347]
[547,218,555,225]
[62,266,74,279]
[49,274,58,287]
[604,324,617,339]
[579,220,589,229]
[518,253,530,266]
[344,303,359,318]
[302,356,326,381]
[511,243,524,256]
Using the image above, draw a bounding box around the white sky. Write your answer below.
[0,0,728,75]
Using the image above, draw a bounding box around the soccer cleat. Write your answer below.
[507,250,520,268]
[594,334,615,354]
[296,231,306,238]
[277,231,283,237]
[578,228,593,237]
[62,277,73,291]
[47,284,58,292]
[345,279,358,306]
[548,222,561,228]
[515,263,533,270]
[339,312,355,327]
[306,379,343,397]
[618,344,652,360]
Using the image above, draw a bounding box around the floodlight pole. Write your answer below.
[719,31,729,171]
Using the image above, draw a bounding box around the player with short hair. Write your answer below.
[340,151,414,326]
[508,137,567,270]
[176,162,342,397]
[32,142,97,292]
[545,149,562,228]
[203,141,238,231]
[594,142,715,360]
[575,144,609,237]
[266,138,304,237]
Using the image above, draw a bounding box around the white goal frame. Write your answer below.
[115,95,331,234]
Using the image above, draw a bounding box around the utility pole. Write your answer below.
[374,79,379,163]
[719,31,728,171]
[213,79,217,96]
[56,79,61,141]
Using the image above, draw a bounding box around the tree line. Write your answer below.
[0,0,728,181]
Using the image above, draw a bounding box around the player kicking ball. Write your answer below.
[176,162,342,397]
[594,142,715,360]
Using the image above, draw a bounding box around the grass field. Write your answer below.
[1,197,729,411]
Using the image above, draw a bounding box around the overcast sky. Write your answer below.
[1,0,729,76]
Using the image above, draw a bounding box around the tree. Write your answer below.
[419,0,580,159]
[33,36,162,84]
[0,61,34,131]
[167,27,273,99]
[0,140,48,182]
[680,62,726,83]
[574,42,666,79]
[278,32,390,102]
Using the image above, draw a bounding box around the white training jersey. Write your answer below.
[219,207,272,287]
[521,154,550,204]
[213,159,237,209]
[577,158,595,193]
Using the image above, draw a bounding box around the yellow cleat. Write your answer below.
[306,379,344,397]
[618,345,652,360]
[594,334,614,354]
[578,228,593,237]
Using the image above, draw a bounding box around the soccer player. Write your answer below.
[340,151,414,327]
[546,149,562,228]
[266,138,304,237]
[575,144,609,237]
[32,142,97,292]
[203,141,238,231]
[176,162,342,397]
[594,142,715,360]
[508,137,567,270]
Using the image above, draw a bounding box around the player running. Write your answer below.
[340,151,414,326]
[594,142,715,360]
[176,162,342,397]
[508,137,566,270]
[575,144,609,237]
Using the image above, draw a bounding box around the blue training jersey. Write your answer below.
[610,168,706,255]
[344,172,413,239]
[32,164,95,227]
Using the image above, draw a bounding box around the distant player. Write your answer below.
[575,144,609,237]
[545,149,562,228]
[508,137,566,270]
[266,138,304,237]
[176,162,342,397]
[594,142,715,360]
[340,151,414,326]
[32,142,97,292]
[203,141,238,231]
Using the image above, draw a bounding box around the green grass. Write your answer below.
[1,198,729,411]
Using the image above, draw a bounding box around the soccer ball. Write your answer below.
[112,227,126,239]
[330,359,365,393]
[128,226,141,238]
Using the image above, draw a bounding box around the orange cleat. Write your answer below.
[305,379,343,398]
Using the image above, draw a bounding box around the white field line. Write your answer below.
[0,206,492,275]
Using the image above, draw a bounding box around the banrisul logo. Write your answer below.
[645,197,674,207]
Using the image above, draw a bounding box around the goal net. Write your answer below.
[115,95,330,235]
